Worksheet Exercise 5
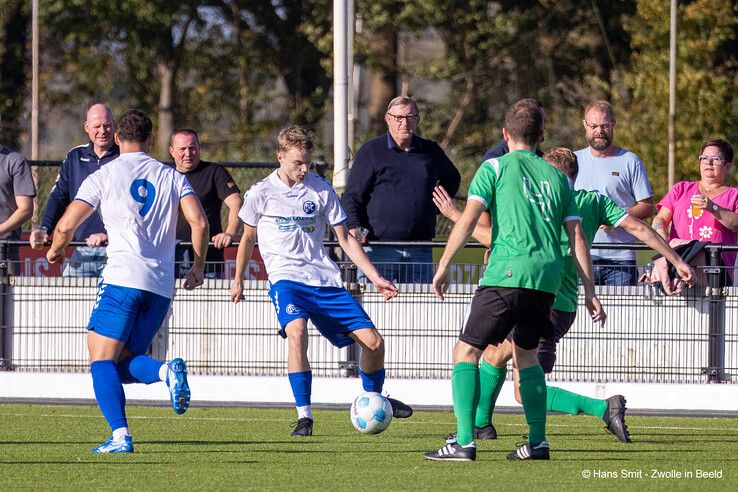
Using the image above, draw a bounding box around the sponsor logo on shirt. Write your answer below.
[611,171,620,176]
[276,215,317,232]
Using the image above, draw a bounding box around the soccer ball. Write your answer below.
[350,391,393,434]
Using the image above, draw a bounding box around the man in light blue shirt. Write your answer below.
[574,100,655,285]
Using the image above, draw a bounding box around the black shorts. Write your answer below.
[460,286,555,351]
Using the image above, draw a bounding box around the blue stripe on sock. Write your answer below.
[359,368,385,393]
[90,360,128,431]
[288,371,312,407]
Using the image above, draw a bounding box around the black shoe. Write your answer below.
[603,395,631,443]
[424,442,476,461]
[387,397,413,418]
[507,440,550,460]
[445,424,497,444]
[291,417,313,437]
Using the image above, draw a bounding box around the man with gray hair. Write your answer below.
[574,100,656,285]
[29,103,119,276]
[342,96,460,283]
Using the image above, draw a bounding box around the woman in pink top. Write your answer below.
[652,139,738,280]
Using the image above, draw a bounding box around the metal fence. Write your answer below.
[1,241,736,385]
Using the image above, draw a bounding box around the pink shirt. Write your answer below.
[658,181,738,268]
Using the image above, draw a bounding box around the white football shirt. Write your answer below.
[75,151,195,298]
[239,171,346,287]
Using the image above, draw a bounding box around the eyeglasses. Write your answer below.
[698,155,726,165]
[387,113,419,123]
[583,121,614,131]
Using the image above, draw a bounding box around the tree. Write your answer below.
[0,0,29,149]
[614,0,737,196]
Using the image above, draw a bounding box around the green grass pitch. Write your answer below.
[0,404,736,490]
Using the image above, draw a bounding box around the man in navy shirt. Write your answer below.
[342,96,460,283]
[30,103,119,276]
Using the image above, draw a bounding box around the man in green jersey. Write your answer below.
[424,100,605,462]
[432,147,694,449]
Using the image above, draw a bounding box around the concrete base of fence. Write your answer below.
[1,372,737,414]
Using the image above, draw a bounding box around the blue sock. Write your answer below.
[90,360,128,431]
[118,355,164,384]
[288,371,312,407]
[359,368,385,393]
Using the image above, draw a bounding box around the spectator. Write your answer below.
[0,137,36,274]
[169,129,242,279]
[651,139,738,286]
[574,100,655,286]
[29,103,119,276]
[342,96,461,283]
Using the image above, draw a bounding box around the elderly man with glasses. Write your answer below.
[574,100,656,286]
[342,96,460,284]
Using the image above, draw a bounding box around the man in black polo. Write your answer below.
[169,129,242,278]
[341,96,460,283]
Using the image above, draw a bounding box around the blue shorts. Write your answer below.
[268,280,375,348]
[87,282,172,354]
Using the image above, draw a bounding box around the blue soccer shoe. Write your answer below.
[91,435,134,454]
[166,357,191,414]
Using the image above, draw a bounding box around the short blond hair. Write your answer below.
[583,100,615,121]
[386,96,419,114]
[278,125,314,153]
[543,147,578,180]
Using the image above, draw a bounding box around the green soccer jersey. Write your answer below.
[553,190,627,312]
[469,150,580,295]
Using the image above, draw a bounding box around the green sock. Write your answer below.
[518,365,547,444]
[474,359,507,428]
[547,386,608,418]
[452,362,480,446]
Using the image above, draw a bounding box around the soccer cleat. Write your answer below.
[387,397,413,418]
[91,435,134,454]
[424,442,476,462]
[166,358,191,415]
[445,424,498,444]
[602,394,631,443]
[507,440,550,460]
[291,417,314,437]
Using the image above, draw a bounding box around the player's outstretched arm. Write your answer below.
[619,215,695,289]
[46,200,95,264]
[230,225,257,303]
[180,194,209,290]
[565,219,606,326]
[334,223,397,301]
[432,185,491,247]
[434,199,485,301]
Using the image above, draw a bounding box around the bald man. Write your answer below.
[30,103,120,276]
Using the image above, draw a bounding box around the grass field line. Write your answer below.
[1,412,737,432]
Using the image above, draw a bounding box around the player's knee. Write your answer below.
[362,332,384,354]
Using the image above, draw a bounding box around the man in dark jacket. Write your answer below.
[29,103,119,276]
[341,96,460,283]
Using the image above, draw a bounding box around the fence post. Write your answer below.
[0,241,9,370]
[339,262,360,377]
[704,245,726,383]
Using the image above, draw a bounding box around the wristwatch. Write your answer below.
[712,203,719,212]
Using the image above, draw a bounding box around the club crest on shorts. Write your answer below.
[303,201,316,214]
[286,304,300,315]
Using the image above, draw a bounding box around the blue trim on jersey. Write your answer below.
[73,197,96,208]
[87,282,171,354]
[268,280,375,348]
[180,190,197,199]
[331,218,348,227]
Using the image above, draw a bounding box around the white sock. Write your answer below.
[296,405,313,420]
[159,363,168,382]
[112,427,131,441]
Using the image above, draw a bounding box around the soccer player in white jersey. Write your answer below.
[230,125,413,436]
[47,109,209,453]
